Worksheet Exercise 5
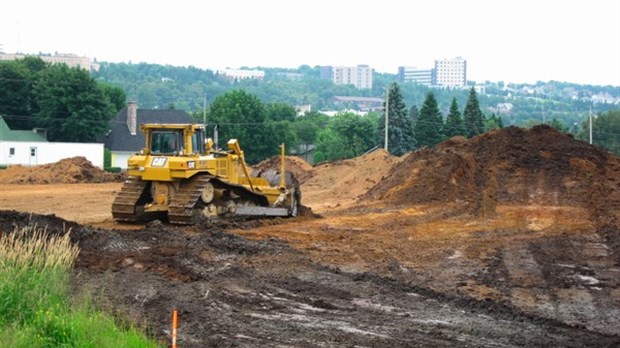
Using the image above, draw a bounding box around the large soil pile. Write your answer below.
[252,155,314,184]
[302,148,403,208]
[365,125,620,215]
[0,157,123,184]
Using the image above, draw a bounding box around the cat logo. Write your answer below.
[151,157,167,167]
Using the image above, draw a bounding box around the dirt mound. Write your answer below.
[365,125,620,215]
[0,157,123,184]
[252,155,314,184]
[301,148,403,210]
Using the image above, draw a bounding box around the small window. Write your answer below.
[9,148,15,156]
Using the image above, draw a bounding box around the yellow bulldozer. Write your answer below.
[112,123,300,224]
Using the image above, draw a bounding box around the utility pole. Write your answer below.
[203,94,207,126]
[589,106,593,145]
[384,87,390,151]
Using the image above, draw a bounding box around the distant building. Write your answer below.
[322,65,374,89]
[295,104,312,117]
[490,102,514,115]
[434,57,467,88]
[0,52,100,72]
[397,66,434,86]
[329,96,383,111]
[319,66,333,80]
[216,68,265,80]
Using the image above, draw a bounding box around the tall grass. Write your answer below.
[0,223,162,348]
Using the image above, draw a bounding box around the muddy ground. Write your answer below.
[1,125,619,347]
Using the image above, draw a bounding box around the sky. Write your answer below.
[1,0,619,86]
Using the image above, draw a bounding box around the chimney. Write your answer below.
[127,101,137,135]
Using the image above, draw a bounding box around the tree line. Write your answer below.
[200,84,503,163]
[0,57,125,142]
[1,57,618,160]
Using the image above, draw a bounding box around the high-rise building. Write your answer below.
[434,57,467,88]
[397,66,434,86]
[328,65,373,89]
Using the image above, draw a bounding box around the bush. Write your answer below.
[103,148,112,168]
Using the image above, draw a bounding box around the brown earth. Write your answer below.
[1,125,619,347]
[0,156,123,184]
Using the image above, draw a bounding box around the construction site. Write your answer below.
[1,124,619,347]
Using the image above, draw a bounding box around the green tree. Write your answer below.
[415,91,444,147]
[292,119,318,160]
[291,111,329,161]
[313,128,349,163]
[0,57,49,130]
[463,87,485,137]
[33,64,116,142]
[0,61,33,129]
[207,89,288,163]
[577,110,620,156]
[377,82,415,156]
[444,97,464,137]
[99,83,127,112]
[332,111,376,154]
[265,103,297,122]
[313,111,377,162]
[485,113,504,131]
[548,117,569,132]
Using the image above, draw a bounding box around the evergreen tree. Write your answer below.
[484,113,503,131]
[409,105,419,125]
[377,82,415,156]
[444,97,464,137]
[463,87,485,137]
[414,91,444,147]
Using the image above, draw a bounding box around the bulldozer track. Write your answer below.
[168,175,213,225]
[111,177,149,222]
[167,174,270,225]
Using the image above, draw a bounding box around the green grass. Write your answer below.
[0,224,163,348]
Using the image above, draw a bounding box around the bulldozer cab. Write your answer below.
[143,124,207,156]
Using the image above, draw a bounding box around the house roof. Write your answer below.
[103,107,194,151]
[0,116,48,142]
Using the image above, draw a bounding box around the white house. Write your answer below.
[0,116,104,168]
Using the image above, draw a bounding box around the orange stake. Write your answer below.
[172,309,178,348]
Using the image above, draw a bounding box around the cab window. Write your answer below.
[191,129,205,155]
[151,131,182,154]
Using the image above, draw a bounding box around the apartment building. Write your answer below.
[326,65,373,89]
[434,57,467,88]
[0,52,99,72]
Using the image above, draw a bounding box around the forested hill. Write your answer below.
[92,62,618,128]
